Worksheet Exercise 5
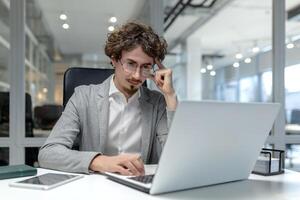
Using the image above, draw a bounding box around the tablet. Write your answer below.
[9,173,84,190]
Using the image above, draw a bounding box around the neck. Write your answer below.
[113,77,137,100]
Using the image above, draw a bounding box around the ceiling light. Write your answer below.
[206,64,213,70]
[109,16,117,23]
[42,88,48,93]
[108,26,115,32]
[252,47,260,53]
[235,53,243,59]
[286,43,295,49]
[62,23,69,29]
[244,58,251,64]
[37,92,43,100]
[59,14,67,20]
[210,71,216,76]
[200,68,206,73]
[233,62,240,68]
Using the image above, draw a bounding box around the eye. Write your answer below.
[127,62,135,68]
[142,65,152,70]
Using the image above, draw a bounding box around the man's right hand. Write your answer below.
[89,154,145,176]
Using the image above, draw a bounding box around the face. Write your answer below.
[112,46,154,97]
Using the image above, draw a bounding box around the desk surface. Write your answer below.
[1,168,300,200]
[286,124,300,134]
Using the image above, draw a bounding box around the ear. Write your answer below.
[111,57,117,68]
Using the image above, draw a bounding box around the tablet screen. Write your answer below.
[18,173,79,186]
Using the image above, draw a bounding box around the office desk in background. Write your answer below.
[286,124,300,135]
[1,168,300,200]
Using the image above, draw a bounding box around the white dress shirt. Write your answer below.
[104,77,142,155]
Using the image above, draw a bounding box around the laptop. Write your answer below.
[104,101,280,195]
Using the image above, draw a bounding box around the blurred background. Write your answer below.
[1,0,300,171]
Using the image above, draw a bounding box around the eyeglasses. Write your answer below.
[119,59,154,78]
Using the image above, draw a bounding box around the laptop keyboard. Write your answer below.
[129,174,154,184]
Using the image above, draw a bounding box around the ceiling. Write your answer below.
[165,0,300,67]
[36,0,146,56]
[36,0,300,67]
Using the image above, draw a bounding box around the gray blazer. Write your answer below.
[38,76,174,174]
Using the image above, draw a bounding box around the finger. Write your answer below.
[155,58,166,69]
[155,69,172,81]
[155,74,165,84]
[113,166,132,176]
[132,159,145,175]
[148,73,155,81]
[131,156,145,173]
[157,79,164,87]
[122,161,140,176]
[131,154,145,173]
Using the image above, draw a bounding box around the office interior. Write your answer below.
[0,0,300,172]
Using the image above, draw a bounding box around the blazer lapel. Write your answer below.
[139,87,154,162]
[95,76,111,153]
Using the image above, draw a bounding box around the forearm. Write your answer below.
[39,144,99,174]
[164,92,177,111]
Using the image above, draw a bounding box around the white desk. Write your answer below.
[1,168,300,200]
[286,124,300,134]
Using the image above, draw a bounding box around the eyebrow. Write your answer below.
[126,58,153,66]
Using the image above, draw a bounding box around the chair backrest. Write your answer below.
[63,67,115,108]
[34,104,63,130]
[291,109,300,124]
[0,92,34,137]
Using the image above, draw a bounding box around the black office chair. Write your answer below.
[0,92,34,137]
[290,109,300,124]
[34,104,63,130]
[63,67,115,108]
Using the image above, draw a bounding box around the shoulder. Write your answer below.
[73,76,111,98]
[72,82,107,105]
[74,84,102,94]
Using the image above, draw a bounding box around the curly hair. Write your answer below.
[105,21,168,62]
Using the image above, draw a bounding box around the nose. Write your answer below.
[132,67,142,80]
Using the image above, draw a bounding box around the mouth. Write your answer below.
[127,79,142,86]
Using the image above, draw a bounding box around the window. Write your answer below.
[223,81,238,102]
[261,71,272,102]
[239,76,258,102]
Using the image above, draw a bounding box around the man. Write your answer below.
[38,22,177,176]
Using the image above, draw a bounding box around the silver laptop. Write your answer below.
[105,101,280,195]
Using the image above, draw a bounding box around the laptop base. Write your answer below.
[105,173,150,193]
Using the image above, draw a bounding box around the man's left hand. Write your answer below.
[150,59,177,110]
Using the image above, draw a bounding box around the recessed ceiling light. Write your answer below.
[233,62,240,68]
[42,88,48,93]
[108,26,115,32]
[235,53,243,59]
[206,64,213,70]
[244,58,251,64]
[252,47,260,53]
[200,68,206,73]
[109,16,117,23]
[210,71,216,76]
[286,43,294,49]
[59,14,67,20]
[37,92,43,100]
[62,23,70,29]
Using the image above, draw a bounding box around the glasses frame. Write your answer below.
[119,59,155,78]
